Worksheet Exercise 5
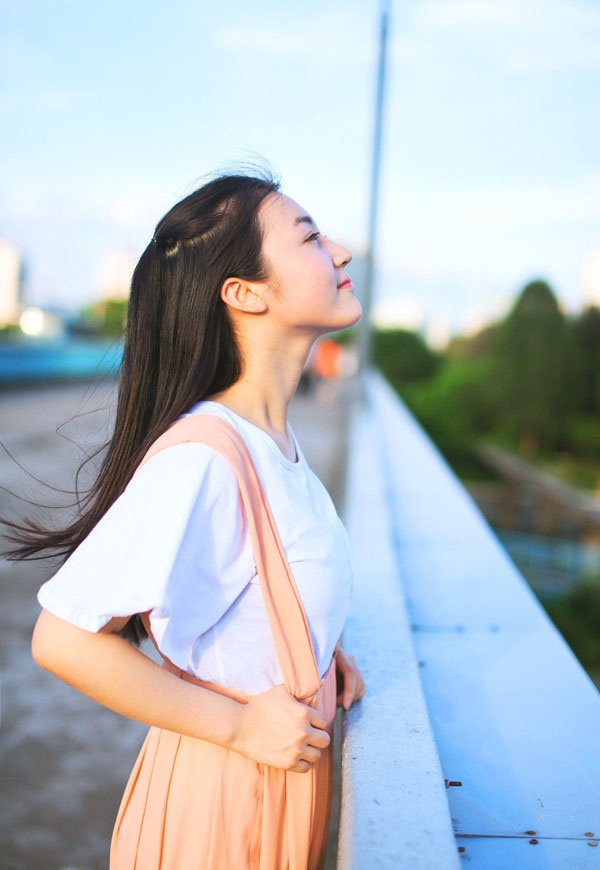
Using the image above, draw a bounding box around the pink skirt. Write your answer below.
[110,661,337,870]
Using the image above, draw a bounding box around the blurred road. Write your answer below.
[0,381,351,870]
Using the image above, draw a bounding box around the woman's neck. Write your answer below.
[209,333,312,458]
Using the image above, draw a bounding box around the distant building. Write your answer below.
[95,248,135,302]
[372,294,424,331]
[582,248,600,308]
[0,238,24,326]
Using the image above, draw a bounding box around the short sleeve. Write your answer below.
[37,443,255,649]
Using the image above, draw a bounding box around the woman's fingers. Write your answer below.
[334,647,366,711]
[307,723,330,750]
[233,685,330,772]
[302,744,324,765]
[307,707,328,734]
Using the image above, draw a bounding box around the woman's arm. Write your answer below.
[32,609,329,773]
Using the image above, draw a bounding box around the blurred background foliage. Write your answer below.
[374,280,600,481]
[80,298,128,337]
[543,581,600,672]
[372,279,600,678]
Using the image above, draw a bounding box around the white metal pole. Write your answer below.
[358,0,391,372]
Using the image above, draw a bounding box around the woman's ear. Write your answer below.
[220,278,269,314]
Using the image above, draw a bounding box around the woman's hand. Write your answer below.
[334,646,365,711]
[231,684,330,773]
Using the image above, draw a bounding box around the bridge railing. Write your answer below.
[337,370,600,869]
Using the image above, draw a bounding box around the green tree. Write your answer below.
[372,328,440,391]
[573,305,600,415]
[80,298,128,337]
[494,280,575,455]
[403,357,497,445]
[543,581,600,673]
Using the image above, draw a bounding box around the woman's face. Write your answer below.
[258,193,362,335]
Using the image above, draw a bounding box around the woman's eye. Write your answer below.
[307,231,321,242]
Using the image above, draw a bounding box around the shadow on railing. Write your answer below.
[337,370,600,869]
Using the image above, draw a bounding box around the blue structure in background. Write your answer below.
[0,338,123,385]
[497,529,600,599]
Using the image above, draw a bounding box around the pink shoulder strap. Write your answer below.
[138,414,322,701]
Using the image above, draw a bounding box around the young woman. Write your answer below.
[11,171,365,870]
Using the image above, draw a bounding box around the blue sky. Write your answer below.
[1,0,599,342]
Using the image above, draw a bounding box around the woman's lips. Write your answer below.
[337,279,354,290]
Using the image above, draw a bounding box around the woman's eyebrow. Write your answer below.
[294,215,317,229]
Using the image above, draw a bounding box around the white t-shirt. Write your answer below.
[37,401,353,694]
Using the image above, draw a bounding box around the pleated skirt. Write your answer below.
[110,663,336,870]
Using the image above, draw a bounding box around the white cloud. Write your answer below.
[404,0,600,73]
[216,29,298,55]
[372,294,425,330]
[373,171,600,324]
[214,6,374,65]
[37,89,75,111]
[421,0,519,28]
[384,171,600,243]
[0,88,76,113]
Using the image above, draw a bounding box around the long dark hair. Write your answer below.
[4,170,280,643]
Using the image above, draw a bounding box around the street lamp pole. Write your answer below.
[358,0,390,372]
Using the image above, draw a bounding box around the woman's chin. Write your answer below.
[339,301,362,329]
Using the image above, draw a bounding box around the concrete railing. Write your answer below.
[337,370,600,869]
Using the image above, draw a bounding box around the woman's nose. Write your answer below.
[330,239,352,268]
